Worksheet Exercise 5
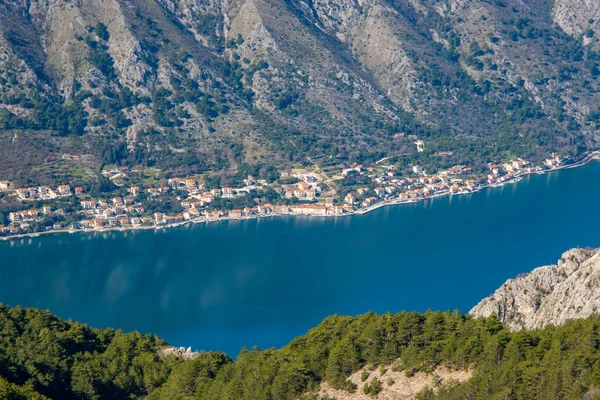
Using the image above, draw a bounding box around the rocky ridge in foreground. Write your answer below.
[470,247,600,330]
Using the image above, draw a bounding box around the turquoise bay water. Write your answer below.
[1,162,599,355]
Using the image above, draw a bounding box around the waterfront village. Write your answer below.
[0,153,563,237]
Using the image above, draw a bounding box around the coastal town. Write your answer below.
[0,152,566,238]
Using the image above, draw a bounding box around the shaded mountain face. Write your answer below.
[1,0,600,184]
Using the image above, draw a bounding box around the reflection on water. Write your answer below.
[2,162,600,355]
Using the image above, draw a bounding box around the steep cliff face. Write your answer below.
[470,248,600,331]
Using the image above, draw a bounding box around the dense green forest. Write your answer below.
[2,304,600,399]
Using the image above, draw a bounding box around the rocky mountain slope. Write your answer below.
[2,0,600,184]
[470,247,600,330]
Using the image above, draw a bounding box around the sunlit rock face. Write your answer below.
[471,248,600,330]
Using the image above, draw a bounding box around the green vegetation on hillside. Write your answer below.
[2,0,600,186]
[3,304,600,399]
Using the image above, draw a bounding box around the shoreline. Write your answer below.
[2,151,599,242]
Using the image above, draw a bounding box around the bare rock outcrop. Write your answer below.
[553,0,600,48]
[318,364,472,400]
[470,248,600,331]
[157,346,200,360]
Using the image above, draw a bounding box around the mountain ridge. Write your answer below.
[2,0,600,186]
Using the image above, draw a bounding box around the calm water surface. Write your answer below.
[1,162,599,355]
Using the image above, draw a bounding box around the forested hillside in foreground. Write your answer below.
[2,304,600,399]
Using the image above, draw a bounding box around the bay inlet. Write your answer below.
[1,161,600,356]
